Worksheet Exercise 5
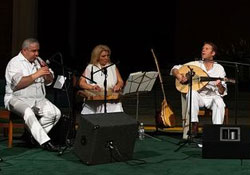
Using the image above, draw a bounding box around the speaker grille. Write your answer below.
[73,112,138,165]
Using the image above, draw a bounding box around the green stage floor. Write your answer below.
[1,133,250,175]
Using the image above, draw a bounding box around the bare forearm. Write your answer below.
[116,80,124,89]
[115,68,124,89]
[79,78,96,90]
[15,74,38,91]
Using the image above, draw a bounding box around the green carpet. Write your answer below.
[1,134,250,175]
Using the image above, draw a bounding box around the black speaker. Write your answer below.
[202,124,250,159]
[73,112,138,165]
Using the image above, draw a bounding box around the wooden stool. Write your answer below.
[198,107,229,124]
[0,110,25,148]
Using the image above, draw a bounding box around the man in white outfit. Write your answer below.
[170,42,227,139]
[4,38,61,151]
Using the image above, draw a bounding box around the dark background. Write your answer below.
[2,0,250,87]
[37,1,250,82]
[37,1,177,79]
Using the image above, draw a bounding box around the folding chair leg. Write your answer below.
[224,108,229,124]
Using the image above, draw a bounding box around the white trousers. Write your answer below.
[186,90,225,124]
[9,97,61,145]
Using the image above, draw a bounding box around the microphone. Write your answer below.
[45,52,61,65]
[45,59,51,65]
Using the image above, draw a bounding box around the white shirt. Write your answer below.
[170,60,227,97]
[4,52,53,109]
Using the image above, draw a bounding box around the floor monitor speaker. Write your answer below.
[74,112,138,165]
[202,124,250,159]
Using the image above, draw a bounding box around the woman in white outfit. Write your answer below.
[79,44,124,114]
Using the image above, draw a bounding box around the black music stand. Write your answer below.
[175,66,198,152]
[123,71,161,141]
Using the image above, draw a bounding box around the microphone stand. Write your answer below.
[175,66,196,152]
[92,63,117,113]
[103,68,107,113]
[57,55,96,156]
[214,60,250,124]
[55,53,74,156]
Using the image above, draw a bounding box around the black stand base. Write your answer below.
[58,138,74,156]
[143,132,162,141]
[174,134,201,152]
[56,116,76,156]
[175,138,195,152]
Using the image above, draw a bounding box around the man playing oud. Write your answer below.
[170,41,227,139]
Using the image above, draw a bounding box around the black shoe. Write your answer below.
[42,141,60,152]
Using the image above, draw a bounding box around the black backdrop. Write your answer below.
[37,1,176,79]
[36,0,250,88]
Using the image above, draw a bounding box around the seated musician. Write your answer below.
[170,41,227,139]
[79,44,124,114]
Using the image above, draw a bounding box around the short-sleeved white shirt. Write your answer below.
[4,52,52,109]
[170,60,227,97]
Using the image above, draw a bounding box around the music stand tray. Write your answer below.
[123,71,161,141]
[123,71,158,96]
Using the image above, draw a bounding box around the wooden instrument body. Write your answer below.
[151,49,175,127]
[175,65,235,94]
[159,99,176,127]
[175,65,208,94]
[77,89,120,101]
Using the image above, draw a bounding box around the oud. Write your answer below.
[151,49,176,127]
[175,65,235,94]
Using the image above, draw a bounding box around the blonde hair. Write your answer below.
[90,44,111,65]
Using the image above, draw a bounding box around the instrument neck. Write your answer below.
[199,76,222,82]
[151,49,166,100]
